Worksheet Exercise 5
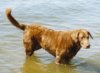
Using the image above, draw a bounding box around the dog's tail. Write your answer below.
[6,8,26,30]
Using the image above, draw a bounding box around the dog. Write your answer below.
[6,8,93,64]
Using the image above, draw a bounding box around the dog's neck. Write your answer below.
[65,38,81,59]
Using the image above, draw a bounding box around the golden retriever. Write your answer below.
[6,8,93,64]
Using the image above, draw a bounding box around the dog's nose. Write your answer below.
[86,44,90,48]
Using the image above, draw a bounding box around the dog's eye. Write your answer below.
[87,36,89,39]
[80,36,84,39]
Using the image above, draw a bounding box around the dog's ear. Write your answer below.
[71,30,79,42]
[88,32,93,39]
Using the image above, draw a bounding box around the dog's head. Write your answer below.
[71,29,93,49]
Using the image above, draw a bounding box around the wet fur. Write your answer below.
[6,8,92,64]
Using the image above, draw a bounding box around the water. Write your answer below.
[0,0,100,73]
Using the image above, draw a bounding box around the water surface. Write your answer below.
[0,0,100,73]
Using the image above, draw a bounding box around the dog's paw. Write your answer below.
[55,61,60,65]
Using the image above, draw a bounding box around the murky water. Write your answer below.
[0,0,100,73]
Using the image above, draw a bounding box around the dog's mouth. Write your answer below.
[81,43,90,49]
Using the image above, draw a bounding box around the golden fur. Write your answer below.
[6,8,93,64]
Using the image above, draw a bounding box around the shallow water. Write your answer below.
[0,0,100,73]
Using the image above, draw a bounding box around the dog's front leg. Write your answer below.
[55,50,61,64]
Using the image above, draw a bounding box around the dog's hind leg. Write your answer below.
[23,36,41,56]
[23,40,34,56]
[23,35,37,56]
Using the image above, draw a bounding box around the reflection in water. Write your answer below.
[21,53,100,73]
[71,53,100,73]
[22,55,76,73]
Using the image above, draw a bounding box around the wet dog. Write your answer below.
[6,8,93,64]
